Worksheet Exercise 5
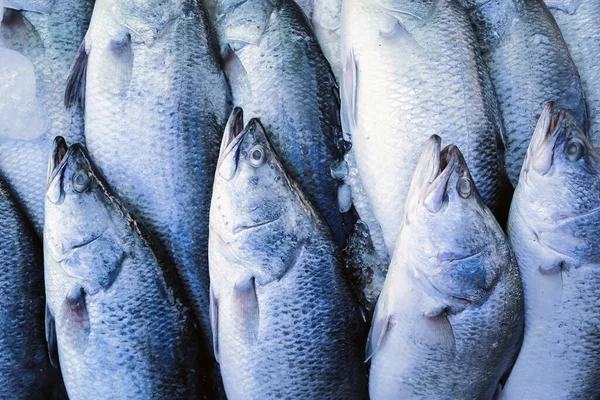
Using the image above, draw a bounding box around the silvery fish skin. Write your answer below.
[215,0,347,246]
[73,0,231,356]
[341,0,509,256]
[367,136,524,400]
[45,139,202,399]
[0,0,92,235]
[0,174,61,398]
[544,0,600,144]
[312,0,341,80]
[209,113,368,400]
[459,0,586,186]
[502,104,600,399]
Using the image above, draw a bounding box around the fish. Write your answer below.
[0,171,63,398]
[501,103,600,399]
[0,0,93,235]
[44,138,204,399]
[66,0,231,374]
[208,113,368,400]
[312,0,342,80]
[341,0,510,257]
[367,135,524,400]
[544,0,600,145]
[459,0,586,186]
[214,0,348,247]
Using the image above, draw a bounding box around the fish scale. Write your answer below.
[215,0,346,246]
[367,137,523,399]
[44,142,203,399]
[209,117,368,400]
[80,0,230,363]
[545,0,600,145]
[459,0,586,186]
[341,0,509,257]
[502,106,600,399]
[0,175,61,397]
[0,0,92,235]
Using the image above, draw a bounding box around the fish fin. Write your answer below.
[107,33,133,96]
[4,0,54,13]
[45,304,59,368]
[210,286,219,363]
[341,48,358,140]
[423,312,456,355]
[64,39,89,111]
[365,296,390,362]
[222,44,252,105]
[63,287,90,331]
[233,277,259,340]
[544,0,582,14]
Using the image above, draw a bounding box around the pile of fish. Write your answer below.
[0,0,598,398]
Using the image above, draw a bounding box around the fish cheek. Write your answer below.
[59,231,127,296]
[238,223,303,285]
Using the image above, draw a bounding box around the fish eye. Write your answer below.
[72,170,91,193]
[457,177,472,199]
[565,138,585,162]
[248,145,268,168]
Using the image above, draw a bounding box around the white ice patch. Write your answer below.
[338,183,352,213]
[0,48,48,140]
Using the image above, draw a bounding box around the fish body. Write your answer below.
[545,0,600,144]
[0,0,92,234]
[341,0,509,257]
[75,0,231,357]
[0,173,60,398]
[459,0,586,185]
[368,136,524,399]
[215,0,347,246]
[312,0,341,80]
[209,113,368,400]
[502,104,600,399]
[44,139,202,399]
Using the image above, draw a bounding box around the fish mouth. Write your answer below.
[524,102,586,176]
[219,107,246,160]
[47,136,69,185]
[421,142,463,213]
[524,102,561,176]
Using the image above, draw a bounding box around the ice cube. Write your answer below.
[0,48,48,140]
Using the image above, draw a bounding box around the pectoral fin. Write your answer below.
[45,304,59,368]
[64,39,89,110]
[210,286,219,364]
[234,277,259,341]
[365,296,390,362]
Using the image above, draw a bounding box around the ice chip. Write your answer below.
[0,48,48,140]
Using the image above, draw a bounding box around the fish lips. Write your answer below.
[524,102,588,177]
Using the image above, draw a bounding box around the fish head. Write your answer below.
[399,135,509,313]
[45,137,129,292]
[215,0,274,53]
[211,109,310,284]
[102,0,184,43]
[519,103,600,264]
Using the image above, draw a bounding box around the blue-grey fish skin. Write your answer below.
[544,0,600,145]
[368,137,524,399]
[45,141,203,399]
[0,0,92,235]
[214,0,347,246]
[209,116,368,400]
[459,0,586,186]
[0,174,60,398]
[79,0,231,362]
[502,105,600,399]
